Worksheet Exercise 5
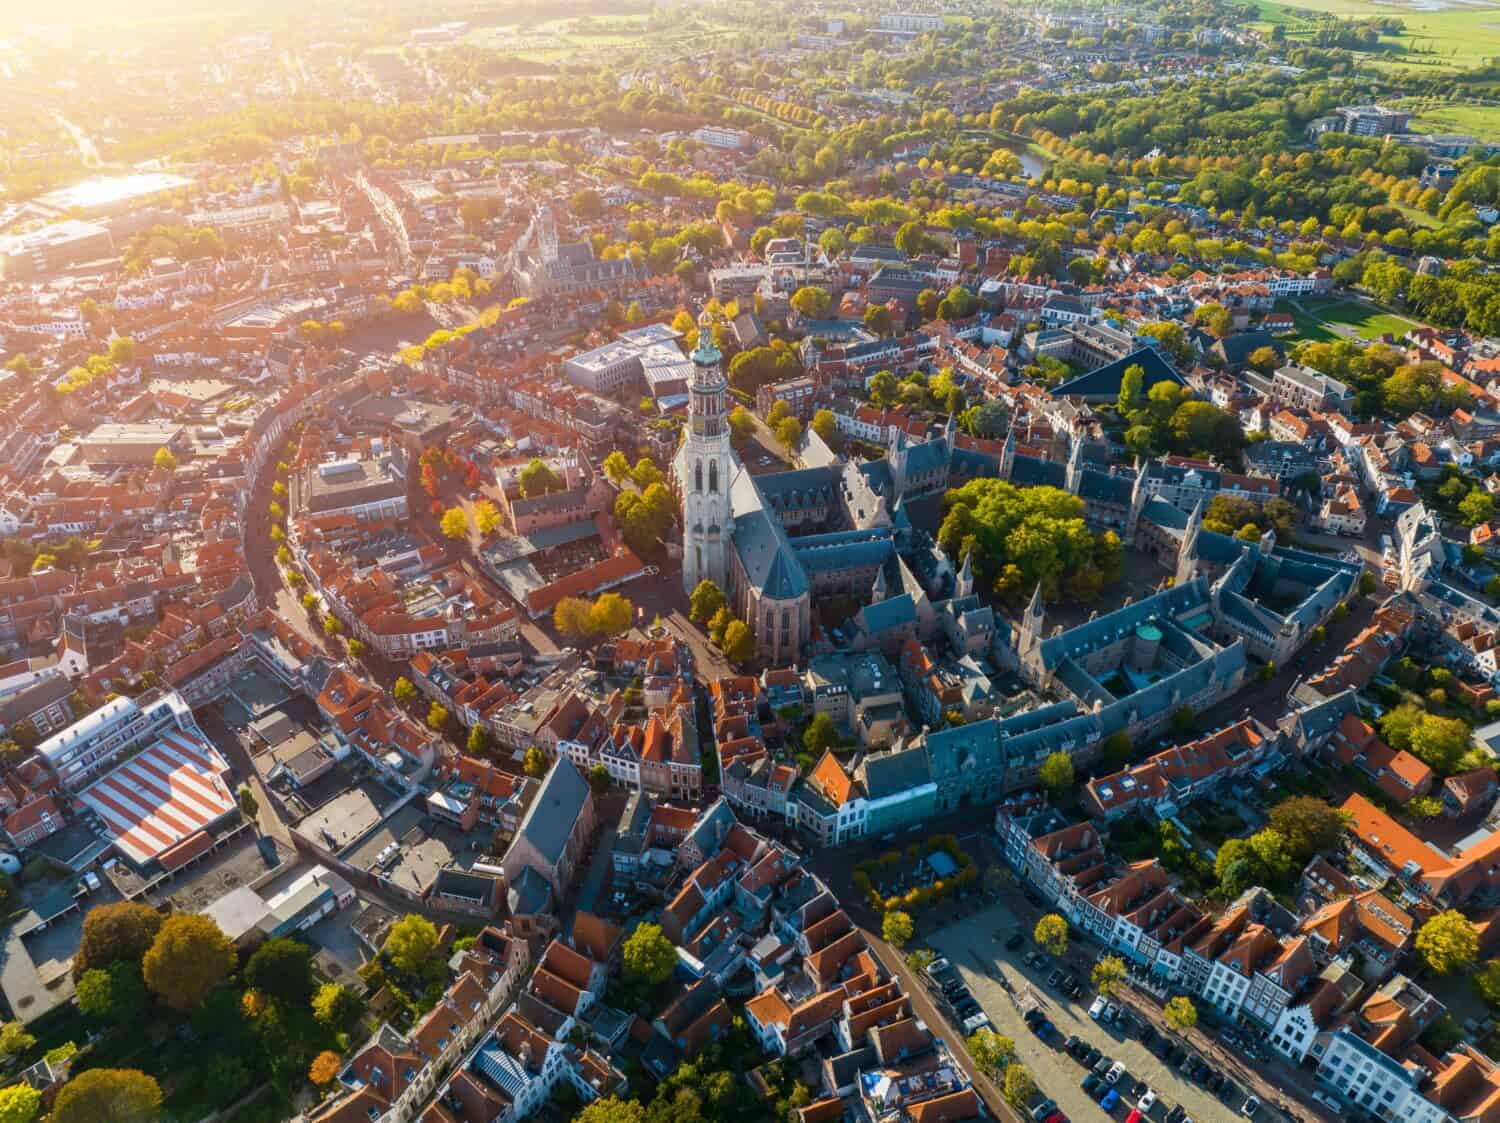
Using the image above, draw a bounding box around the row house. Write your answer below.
[1082,718,1278,821]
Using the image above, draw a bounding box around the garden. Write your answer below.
[854,834,982,919]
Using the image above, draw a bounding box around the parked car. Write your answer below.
[1138,1090,1157,1113]
[1125,1112,1142,1123]
[1082,1045,1101,1068]
[1241,1096,1261,1117]
[1081,1075,1103,1097]
[1105,1062,1126,1085]
[1100,1090,1120,1112]
[1006,932,1026,951]
[1089,996,1108,1019]
[1166,1107,1185,1123]
[1105,1002,1123,1023]
[1064,1034,1082,1055]
[1047,969,1064,988]
[1030,1100,1057,1121]
[926,958,951,978]
[1093,1057,1114,1076]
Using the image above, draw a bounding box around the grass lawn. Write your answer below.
[1256,0,1500,71]
[1393,202,1442,229]
[1406,102,1500,143]
[1274,298,1338,343]
[1298,297,1417,341]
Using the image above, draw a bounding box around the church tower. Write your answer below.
[679,311,735,595]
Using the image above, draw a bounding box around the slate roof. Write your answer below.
[861,746,933,799]
[1053,346,1182,400]
[513,758,590,865]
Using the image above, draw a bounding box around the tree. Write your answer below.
[312,982,364,1031]
[519,458,561,497]
[245,937,315,1005]
[440,507,469,540]
[1100,731,1133,767]
[1417,910,1479,975]
[590,763,610,794]
[427,703,450,732]
[152,447,177,473]
[689,579,726,624]
[722,619,754,665]
[1002,1064,1036,1108]
[474,500,501,536]
[803,713,839,755]
[631,458,663,489]
[523,746,549,778]
[811,409,837,444]
[1164,996,1198,1032]
[53,1069,161,1123]
[1039,752,1074,797]
[623,922,677,985]
[570,187,604,219]
[1033,913,1068,956]
[1092,955,1126,996]
[1474,961,1500,1008]
[555,596,595,640]
[76,962,147,1025]
[143,914,235,1011]
[236,782,259,822]
[775,417,802,449]
[789,286,832,320]
[576,1098,644,1123]
[882,910,914,948]
[602,450,631,484]
[0,1085,41,1123]
[393,677,417,705]
[309,1051,342,1087]
[1269,797,1348,861]
[323,614,343,637]
[728,406,756,444]
[1461,490,1496,527]
[968,1028,1015,1074]
[1117,363,1144,414]
[75,902,163,978]
[108,337,137,365]
[385,914,440,975]
[0,1022,34,1062]
[466,724,491,754]
[589,593,633,637]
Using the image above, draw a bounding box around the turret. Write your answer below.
[999,427,1016,481]
[1066,433,1084,494]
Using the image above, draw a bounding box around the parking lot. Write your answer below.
[925,903,1261,1123]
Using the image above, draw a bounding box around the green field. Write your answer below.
[1256,0,1500,71]
[463,13,738,62]
[1406,101,1500,142]
[1298,297,1418,340]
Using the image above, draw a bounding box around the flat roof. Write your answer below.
[37,172,193,213]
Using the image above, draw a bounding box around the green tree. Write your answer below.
[623,922,677,985]
[466,724,491,754]
[1092,955,1126,996]
[689,579,726,624]
[589,592,633,637]
[882,910,914,948]
[722,619,754,665]
[1269,797,1348,861]
[385,914,440,975]
[519,458,561,497]
[1417,910,1479,975]
[576,1098,644,1123]
[54,1069,161,1123]
[152,447,177,473]
[1117,363,1144,414]
[811,409,837,444]
[523,746,549,778]
[555,597,595,640]
[142,915,235,1011]
[1033,913,1068,956]
[76,962,147,1025]
[602,450,630,484]
[74,902,163,978]
[590,763,610,794]
[1473,960,1500,1008]
[1461,490,1496,527]
[0,1023,29,1067]
[632,458,663,489]
[1164,996,1197,1032]
[968,1028,1015,1074]
[775,416,803,449]
[0,1085,41,1123]
[803,713,839,755]
[312,982,364,1031]
[427,703,450,732]
[237,783,260,823]
[1100,731,1133,767]
[789,286,832,319]
[245,937,315,1005]
[393,677,417,705]
[1039,751,1074,797]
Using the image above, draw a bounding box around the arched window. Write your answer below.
[709,460,719,494]
[694,460,703,493]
